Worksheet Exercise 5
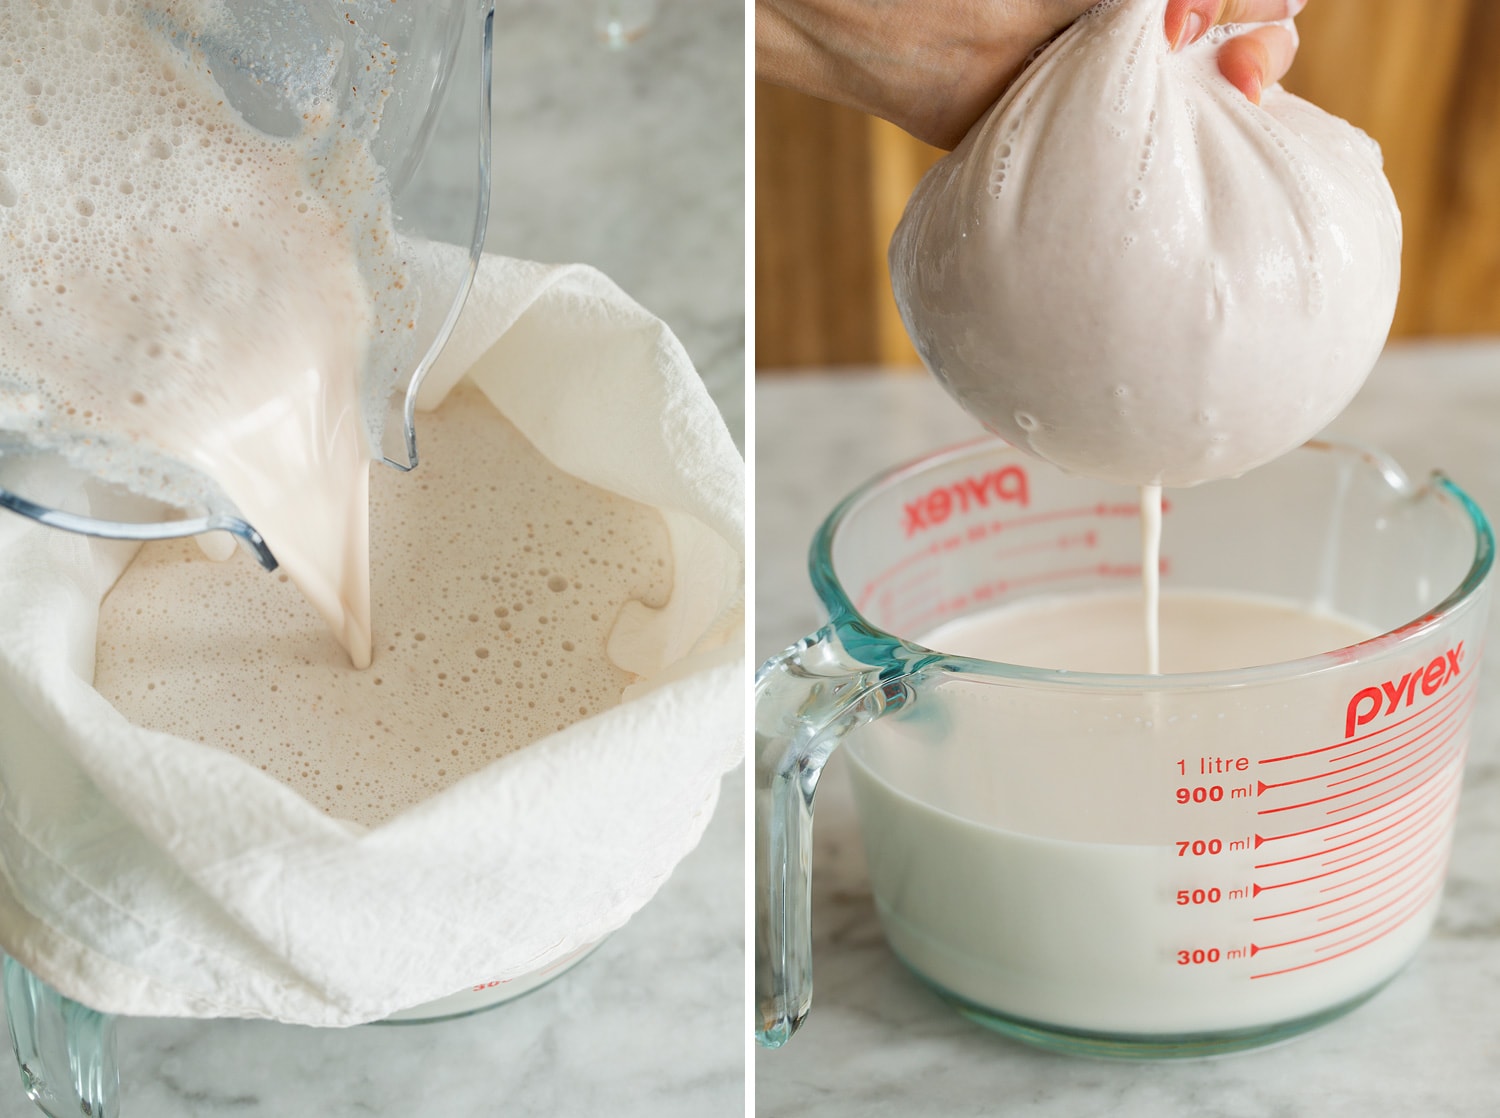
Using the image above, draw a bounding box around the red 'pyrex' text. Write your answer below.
[1344,643,1463,739]
[904,466,1029,537]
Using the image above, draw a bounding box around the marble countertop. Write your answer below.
[0,3,745,1116]
[755,345,1500,1117]
[480,0,745,450]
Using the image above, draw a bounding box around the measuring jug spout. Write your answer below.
[755,625,919,1048]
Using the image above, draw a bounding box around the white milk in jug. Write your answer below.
[845,590,1468,1035]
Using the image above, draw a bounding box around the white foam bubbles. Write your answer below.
[93,383,675,829]
[0,0,423,667]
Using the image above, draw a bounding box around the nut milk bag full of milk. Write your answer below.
[889,0,1402,489]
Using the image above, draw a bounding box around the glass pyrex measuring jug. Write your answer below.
[756,437,1493,1057]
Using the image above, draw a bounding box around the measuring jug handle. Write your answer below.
[3,956,119,1118]
[755,625,908,1049]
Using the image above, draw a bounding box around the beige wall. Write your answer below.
[756,0,1500,369]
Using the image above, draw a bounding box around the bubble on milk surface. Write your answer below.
[93,384,676,829]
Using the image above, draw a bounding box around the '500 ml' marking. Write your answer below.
[1344,643,1463,739]
[903,465,1029,537]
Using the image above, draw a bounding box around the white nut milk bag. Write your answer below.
[0,253,744,1026]
[890,0,1402,488]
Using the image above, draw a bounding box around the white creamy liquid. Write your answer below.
[0,1,404,667]
[1139,483,1162,673]
[846,591,1466,1035]
[95,382,674,828]
[918,590,1372,673]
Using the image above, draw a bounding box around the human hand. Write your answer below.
[1167,0,1302,105]
[758,0,1308,150]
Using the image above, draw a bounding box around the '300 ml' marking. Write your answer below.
[903,465,1029,538]
[1344,643,1463,739]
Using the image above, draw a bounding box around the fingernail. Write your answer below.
[1287,0,1308,14]
[1172,10,1208,51]
[1246,74,1264,104]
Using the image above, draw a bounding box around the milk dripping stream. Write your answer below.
[1140,484,1162,674]
[0,1,405,668]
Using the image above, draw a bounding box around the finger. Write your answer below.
[1216,24,1298,103]
[1165,0,1306,52]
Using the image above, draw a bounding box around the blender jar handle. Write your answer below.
[3,957,118,1118]
[755,625,908,1049]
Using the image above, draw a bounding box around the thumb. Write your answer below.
[1165,0,1307,52]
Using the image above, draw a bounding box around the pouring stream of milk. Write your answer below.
[0,2,388,667]
[1139,484,1162,674]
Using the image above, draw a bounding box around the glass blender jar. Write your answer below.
[0,3,496,1116]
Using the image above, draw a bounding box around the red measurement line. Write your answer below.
[1256,765,1455,844]
[1257,816,1362,845]
[1313,877,1444,955]
[1254,859,1366,893]
[1323,780,1452,845]
[1323,746,1462,820]
[857,548,941,605]
[888,566,938,595]
[1327,718,1464,790]
[1257,730,1459,816]
[1254,846,1452,924]
[1326,846,1452,924]
[1319,795,1455,871]
[1251,881,1442,978]
[1252,835,1449,923]
[1259,679,1472,765]
[993,531,1097,563]
[1316,823,1452,895]
[858,568,939,614]
[1255,866,1442,953]
[881,586,939,622]
[1328,680,1474,764]
[1253,830,1374,869]
[1320,788,1457,868]
[1318,756,1459,831]
[1316,839,1451,926]
[1000,504,1140,531]
[1255,810,1452,895]
[1257,706,1458,792]
[1321,722,1463,805]
[1324,713,1463,789]
[1252,785,1454,870]
[856,502,1144,600]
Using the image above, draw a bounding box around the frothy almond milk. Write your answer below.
[95,382,674,828]
[0,0,405,667]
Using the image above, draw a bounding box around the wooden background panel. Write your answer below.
[754,84,884,367]
[756,0,1500,370]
